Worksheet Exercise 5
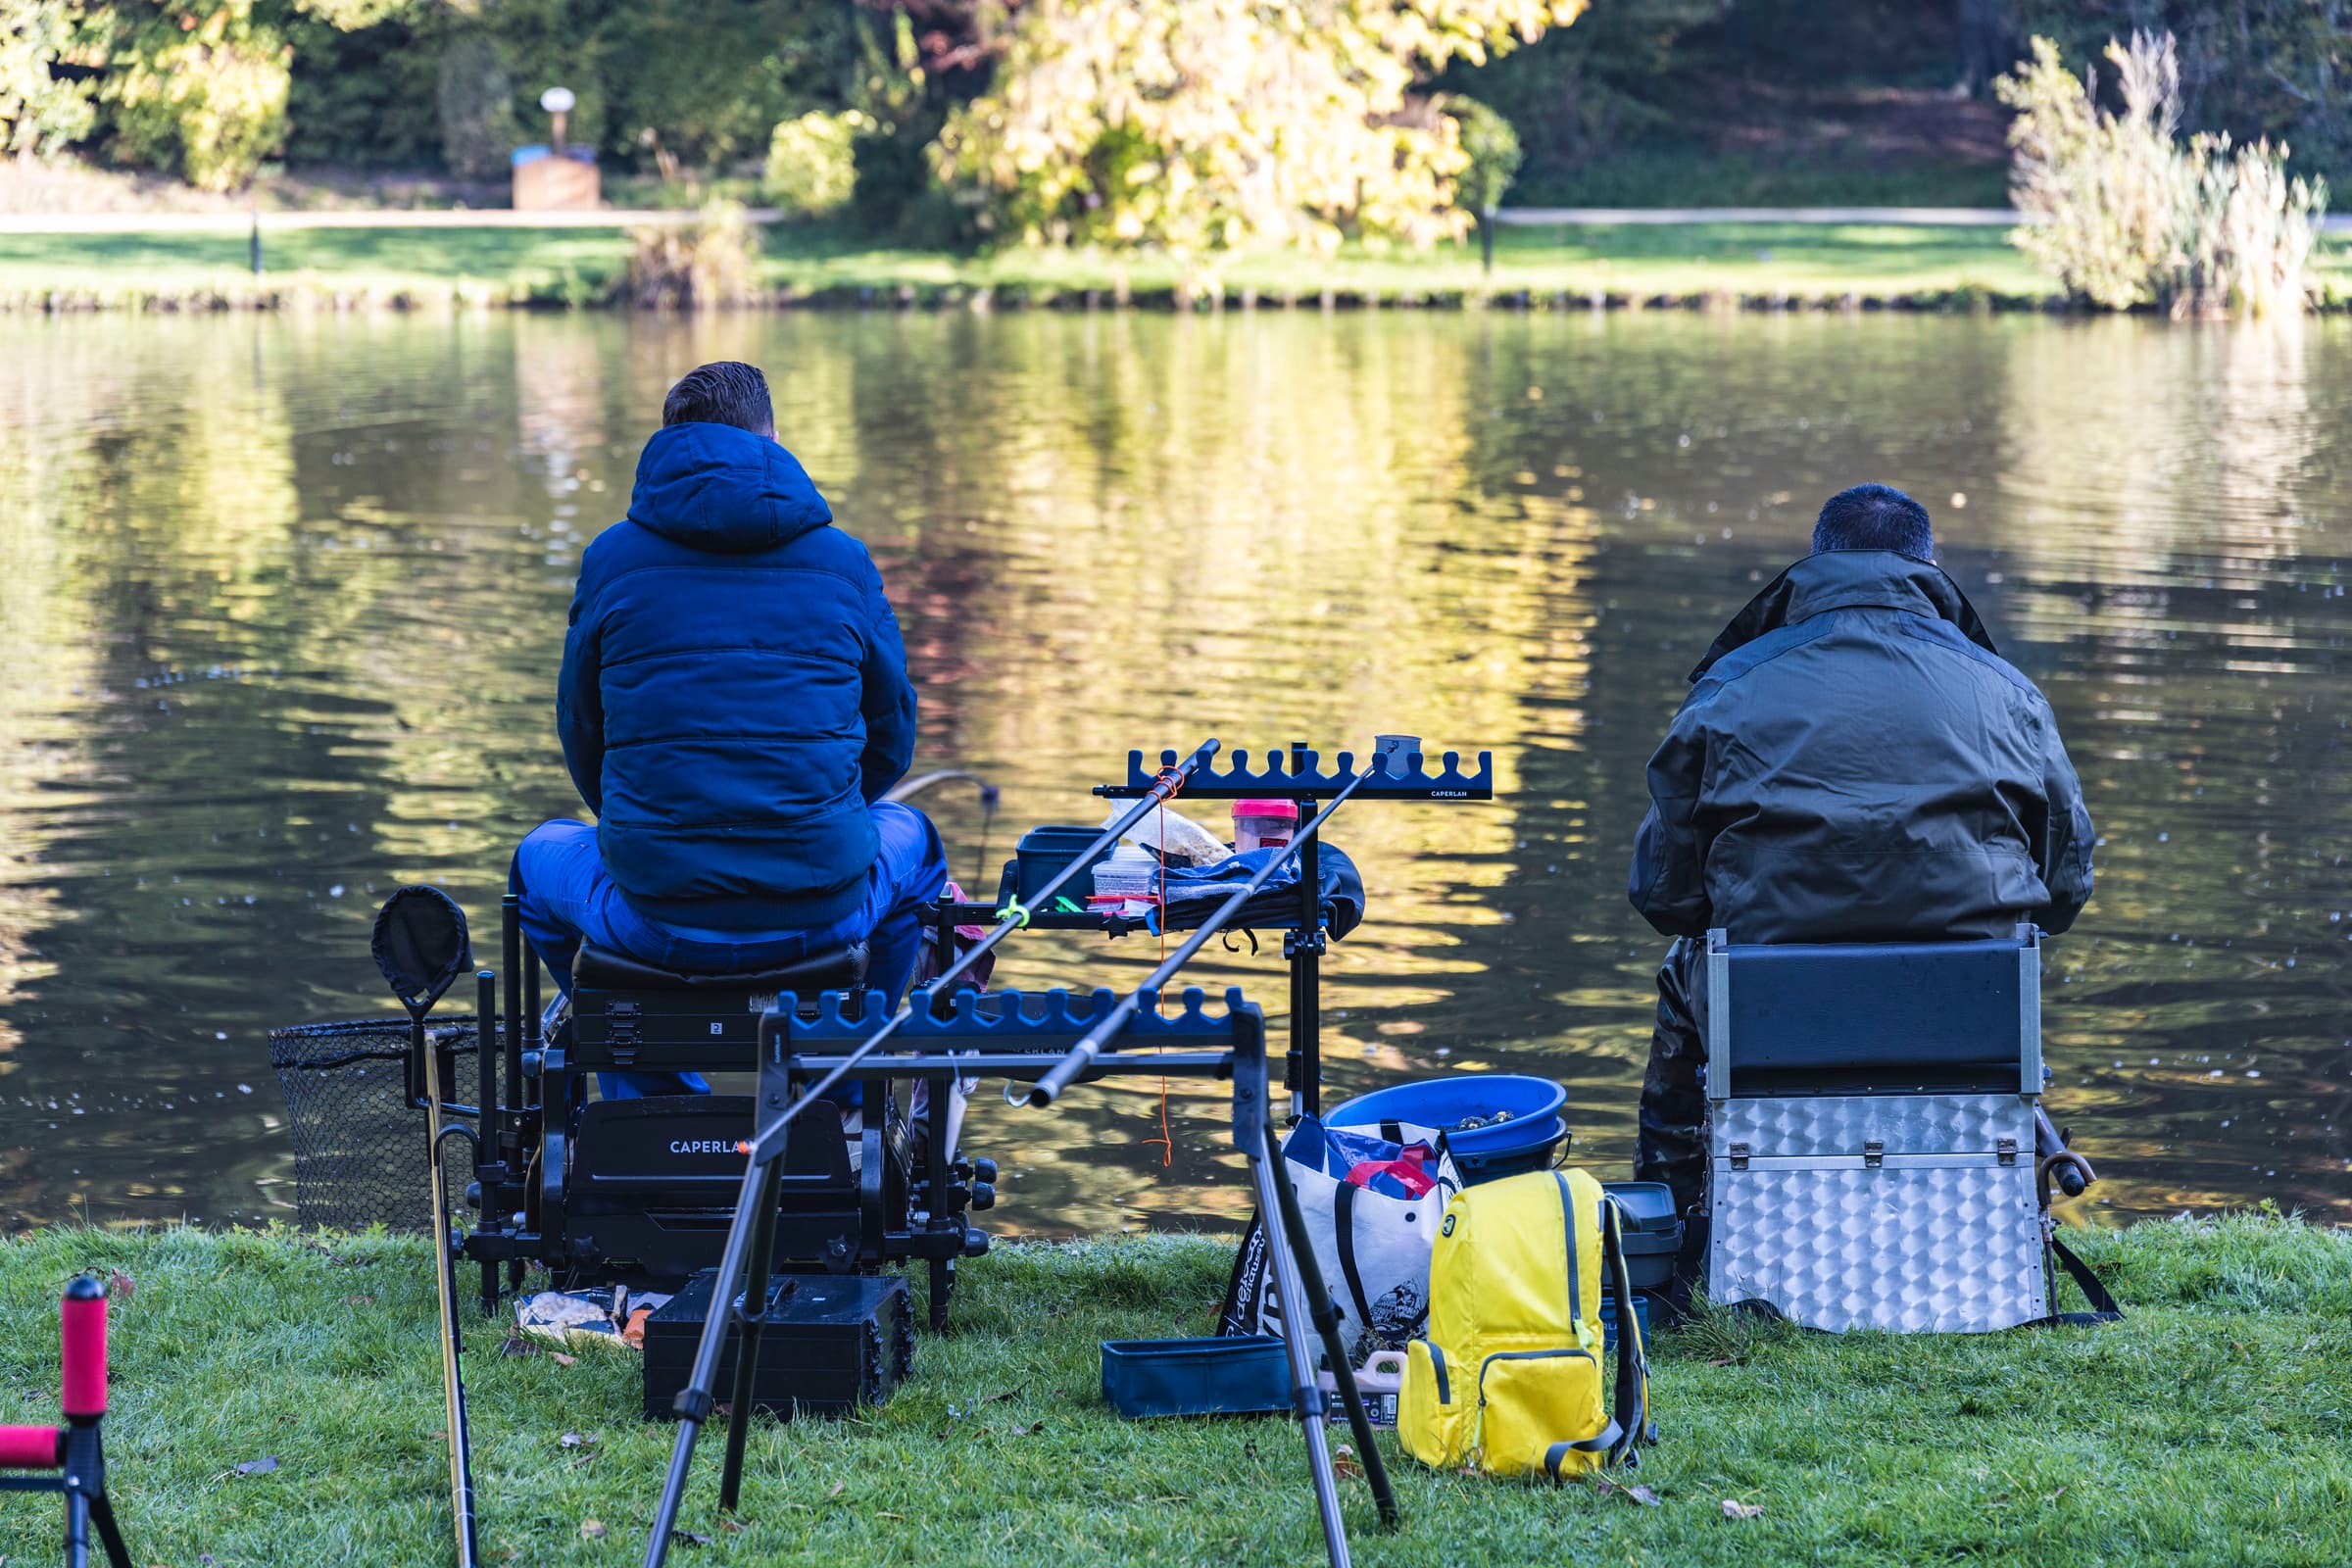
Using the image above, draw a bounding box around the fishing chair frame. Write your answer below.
[453,900,1002,1325]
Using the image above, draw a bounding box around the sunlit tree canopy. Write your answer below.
[933,0,1584,254]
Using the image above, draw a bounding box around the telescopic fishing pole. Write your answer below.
[640,738,1221,1568]
[1019,758,1401,1561]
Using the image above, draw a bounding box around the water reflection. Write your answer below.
[0,312,2343,1234]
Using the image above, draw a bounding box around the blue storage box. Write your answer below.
[1101,1337,1293,1418]
[1324,1074,1569,1183]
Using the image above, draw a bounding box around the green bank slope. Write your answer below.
[0,1215,2345,1566]
[12,220,2331,311]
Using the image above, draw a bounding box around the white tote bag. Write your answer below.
[1219,1116,1459,1361]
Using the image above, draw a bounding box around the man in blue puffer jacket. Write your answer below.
[514,361,947,1097]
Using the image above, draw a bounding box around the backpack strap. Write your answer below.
[1600,1199,1651,1466]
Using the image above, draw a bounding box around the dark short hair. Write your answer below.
[662,361,774,435]
[1812,484,1934,559]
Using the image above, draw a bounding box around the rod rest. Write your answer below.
[573,941,869,993]
[1100,744,1494,801]
[776,985,1260,1049]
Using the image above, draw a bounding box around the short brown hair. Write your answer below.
[662,361,773,435]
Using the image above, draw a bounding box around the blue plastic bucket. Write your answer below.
[1325,1075,1568,1185]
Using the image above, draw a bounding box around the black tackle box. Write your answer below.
[642,1269,912,1421]
[1000,824,1116,921]
[1600,1179,1685,1296]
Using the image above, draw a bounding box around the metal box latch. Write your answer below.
[608,1001,643,1068]
[1863,1140,1886,1168]
[1728,1142,1751,1171]
[1996,1137,2019,1166]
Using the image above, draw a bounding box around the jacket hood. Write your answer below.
[626,421,834,553]
[1690,550,1996,682]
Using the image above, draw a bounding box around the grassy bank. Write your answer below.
[7,220,2345,314]
[0,1216,2344,1566]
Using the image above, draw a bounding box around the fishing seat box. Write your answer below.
[558,942,876,1285]
[568,941,870,1073]
[1704,926,2047,1334]
[642,1268,911,1421]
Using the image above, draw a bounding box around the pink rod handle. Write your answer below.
[0,1424,63,1469]
[59,1276,107,1421]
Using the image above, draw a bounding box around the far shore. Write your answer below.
[3,215,2346,317]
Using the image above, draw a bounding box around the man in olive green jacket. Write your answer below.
[1628,484,2095,1298]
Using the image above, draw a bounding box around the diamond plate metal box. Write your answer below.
[1708,1093,2044,1333]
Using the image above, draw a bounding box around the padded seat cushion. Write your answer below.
[572,939,869,994]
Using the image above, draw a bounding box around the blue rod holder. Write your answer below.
[1097,745,1493,802]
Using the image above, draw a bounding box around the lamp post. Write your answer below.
[540,86,575,155]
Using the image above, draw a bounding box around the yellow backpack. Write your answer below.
[1397,1168,1651,1479]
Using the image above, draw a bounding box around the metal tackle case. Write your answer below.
[1704,925,2047,1333]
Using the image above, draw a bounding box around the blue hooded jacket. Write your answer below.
[557,422,917,933]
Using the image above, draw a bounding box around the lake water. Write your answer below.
[0,310,2345,1237]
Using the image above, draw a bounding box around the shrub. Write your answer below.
[764,110,861,218]
[1997,31,2328,317]
[103,1,292,192]
[1449,95,1524,217]
[620,199,761,309]
[1448,94,1523,271]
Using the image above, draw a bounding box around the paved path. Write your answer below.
[1494,206,2021,226]
[2,203,2344,236]
[1498,204,2352,232]
[0,207,783,235]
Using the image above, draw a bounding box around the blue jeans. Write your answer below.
[512,802,948,1100]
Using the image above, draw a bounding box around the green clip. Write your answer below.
[998,896,1033,930]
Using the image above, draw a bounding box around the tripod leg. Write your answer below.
[718,1154,785,1513]
[644,1152,767,1568]
[65,1487,90,1568]
[1262,1120,1400,1530]
[88,1490,132,1568]
[1246,1147,1352,1568]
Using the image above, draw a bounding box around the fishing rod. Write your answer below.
[640,737,1221,1568]
[882,769,1002,893]
[1016,758,1400,1564]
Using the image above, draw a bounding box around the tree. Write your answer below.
[1958,0,2007,98]
[434,28,513,178]
[1448,94,1520,270]
[2,1,97,161]
[931,0,1584,255]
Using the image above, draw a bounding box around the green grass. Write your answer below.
[7,219,2320,312]
[1513,147,2015,211]
[0,1215,2345,1566]
[2,219,2347,312]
